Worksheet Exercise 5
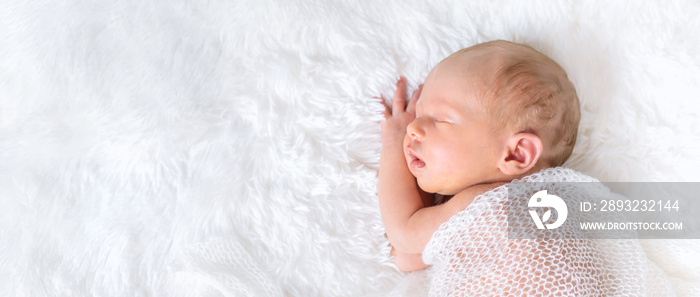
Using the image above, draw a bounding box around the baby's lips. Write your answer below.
[410,158,426,170]
[405,147,426,169]
[404,147,417,160]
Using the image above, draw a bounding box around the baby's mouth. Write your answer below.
[406,148,426,170]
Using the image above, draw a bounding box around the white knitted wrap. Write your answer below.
[421,167,672,296]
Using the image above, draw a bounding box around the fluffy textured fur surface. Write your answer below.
[1,0,699,296]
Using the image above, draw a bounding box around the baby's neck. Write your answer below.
[445,181,507,205]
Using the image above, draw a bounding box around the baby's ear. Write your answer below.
[498,133,542,176]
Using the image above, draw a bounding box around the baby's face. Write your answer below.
[403,52,507,195]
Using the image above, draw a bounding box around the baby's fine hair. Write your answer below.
[464,40,580,167]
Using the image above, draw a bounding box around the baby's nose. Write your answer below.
[406,120,424,141]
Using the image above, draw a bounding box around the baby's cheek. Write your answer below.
[431,145,458,165]
[434,147,470,180]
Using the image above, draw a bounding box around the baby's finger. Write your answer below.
[383,104,391,119]
[406,84,423,114]
[392,77,407,113]
[374,95,391,118]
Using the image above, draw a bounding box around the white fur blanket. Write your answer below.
[1,0,699,296]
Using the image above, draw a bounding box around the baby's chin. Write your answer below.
[416,178,441,195]
[417,178,461,196]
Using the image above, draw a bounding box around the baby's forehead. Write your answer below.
[434,50,513,90]
[417,79,488,116]
[419,43,549,112]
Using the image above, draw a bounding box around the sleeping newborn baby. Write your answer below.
[378,40,609,295]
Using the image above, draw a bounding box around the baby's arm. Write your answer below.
[378,77,427,256]
[379,78,428,272]
[379,78,501,258]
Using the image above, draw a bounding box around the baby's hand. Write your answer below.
[379,77,422,146]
